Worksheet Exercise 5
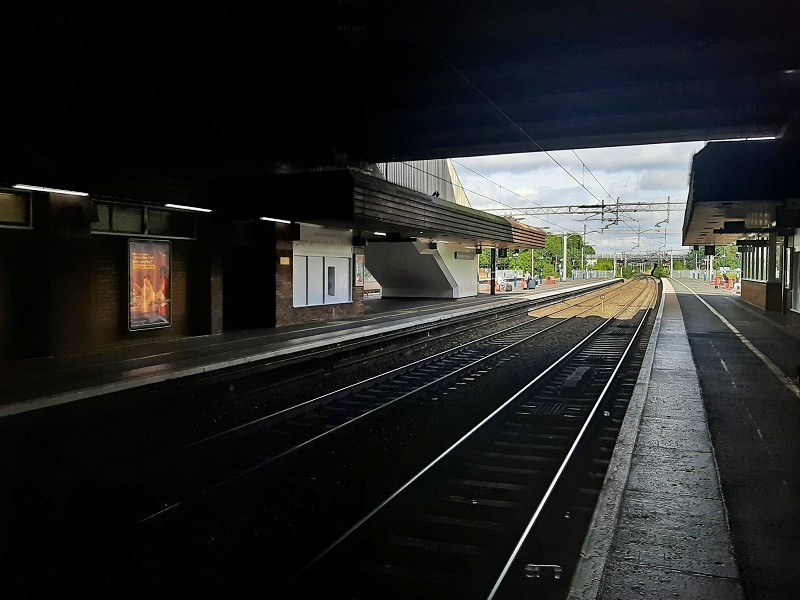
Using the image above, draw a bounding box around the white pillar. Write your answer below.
[562,233,568,281]
[582,224,586,279]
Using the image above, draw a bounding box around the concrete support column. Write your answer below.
[768,233,778,280]
[490,248,497,295]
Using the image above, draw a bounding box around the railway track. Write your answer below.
[3,279,653,595]
[113,280,641,523]
[277,276,659,599]
[2,281,621,468]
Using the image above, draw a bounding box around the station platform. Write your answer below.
[3,276,798,599]
[0,278,612,418]
[570,277,800,600]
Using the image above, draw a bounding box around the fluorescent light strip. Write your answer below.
[260,216,291,224]
[13,184,88,196]
[373,231,387,236]
[710,135,777,142]
[164,203,212,213]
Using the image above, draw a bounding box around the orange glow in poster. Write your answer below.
[129,240,171,330]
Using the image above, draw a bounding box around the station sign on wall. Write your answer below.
[129,239,171,330]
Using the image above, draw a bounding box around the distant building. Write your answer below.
[377,159,472,207]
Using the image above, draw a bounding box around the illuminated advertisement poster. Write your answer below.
[354,253,365,286]
[129,239,171,330]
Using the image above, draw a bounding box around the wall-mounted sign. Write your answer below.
[129,239,171,330]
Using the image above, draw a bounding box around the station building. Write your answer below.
[0,158,544,362]
[683,137,800,333]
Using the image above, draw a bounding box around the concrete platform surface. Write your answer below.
[570,277,800,599]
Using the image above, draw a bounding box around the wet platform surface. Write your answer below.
[3,276,798,599]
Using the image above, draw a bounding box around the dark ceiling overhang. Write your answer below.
[238,168,546,249]
[2,1,799,206]
[682,139,800,246]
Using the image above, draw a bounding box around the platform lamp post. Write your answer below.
[540,251,546,281]
[582,225,586,279]
[579,226,601,279]
[709,252,715,282]
[560,232,585,281]
[538,226,549,281]
[550,230,587,278]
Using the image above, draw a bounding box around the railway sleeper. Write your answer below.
[346,557,476,597]
[501,417,582,433]
[425,492,529,522]
[343,538,488,585]
[458,461,552,480]
[441,478,537,503]
[388,512,511,547]
[495,428,572,443]
[488,440,565,456]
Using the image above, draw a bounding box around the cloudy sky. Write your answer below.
[450,140,707,256]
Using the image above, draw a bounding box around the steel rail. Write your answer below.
[123,280,625,476]
[487,281,655,598]
[280,278,655,593]
[134,282,630,524]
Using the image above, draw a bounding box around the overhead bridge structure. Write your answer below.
[1,3,800,599]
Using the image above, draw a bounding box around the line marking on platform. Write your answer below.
[672,279,799,398]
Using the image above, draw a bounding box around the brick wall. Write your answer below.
[741,280,767,310]
[788,309,800,336]
[210,254,224,335]
[274,240,365,327]
[740,280,784,312]
[0,226,51,360]
[41,193,218,357]
[0,194,368,360]
[48,233,208,356]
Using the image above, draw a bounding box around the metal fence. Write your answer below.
[670,269,710,281]
[575,270,615,279]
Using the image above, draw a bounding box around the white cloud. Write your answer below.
[639,169,689,192]
[451,140,706,254]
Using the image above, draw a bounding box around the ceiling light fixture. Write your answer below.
[164,203,212,213]
[13,184,88,196]
[260,216,291,223]
[373,231,387,236]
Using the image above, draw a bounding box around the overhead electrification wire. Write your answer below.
[394,50,678,252]
[398,158,644,252]
[436,52,611,207]
[570,149,614,204]
[394,161,569,231]
[434,52,647,252]
[363,14,686,254]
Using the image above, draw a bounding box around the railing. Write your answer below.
[670,269,709,280]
